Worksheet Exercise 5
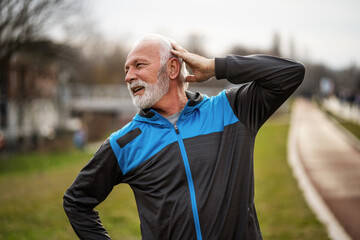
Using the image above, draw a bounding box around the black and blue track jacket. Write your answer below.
[63,55,305,240]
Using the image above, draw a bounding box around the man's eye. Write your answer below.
[136,63,144,67]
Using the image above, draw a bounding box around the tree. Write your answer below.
[0,0,81,60]
[336,64,360,101]
[0,0,81,128]
[270,32,281,56]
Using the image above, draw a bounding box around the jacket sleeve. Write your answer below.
[215,54,305,131]
[63,138,123,240]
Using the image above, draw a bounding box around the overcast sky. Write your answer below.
[87,0,360,70]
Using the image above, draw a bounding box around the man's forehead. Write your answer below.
[125,55,149,67]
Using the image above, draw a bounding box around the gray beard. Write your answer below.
[127,73,169,109]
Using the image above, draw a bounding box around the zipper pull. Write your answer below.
[174,125,179,134]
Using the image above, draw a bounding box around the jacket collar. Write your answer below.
[186,91,204,106]
[138,90,204,118]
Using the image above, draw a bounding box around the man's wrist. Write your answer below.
[208,58,215,76]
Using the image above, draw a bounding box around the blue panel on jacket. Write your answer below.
[179,91,239,139]
[110,121,177,175]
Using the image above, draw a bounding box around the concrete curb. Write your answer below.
[287,100,352,240]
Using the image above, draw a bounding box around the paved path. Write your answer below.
[288,98,360,240]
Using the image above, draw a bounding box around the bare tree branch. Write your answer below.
[0,0,81,60]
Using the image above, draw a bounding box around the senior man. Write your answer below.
[64,34,305,239]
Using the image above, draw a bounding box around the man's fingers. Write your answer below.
[185,75,196,82]
[171,41,188,53]
[170,49,184,59]
[171,42,190,59]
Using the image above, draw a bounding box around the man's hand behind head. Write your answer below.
[170,42,215,83]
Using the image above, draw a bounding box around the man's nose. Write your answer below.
[125,68,137,83]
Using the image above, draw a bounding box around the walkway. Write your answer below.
[288,98,360,240]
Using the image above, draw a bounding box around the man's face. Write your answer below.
[125,41,169,109]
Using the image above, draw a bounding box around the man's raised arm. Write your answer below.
[171,42,305,130]
[216,54,305,130]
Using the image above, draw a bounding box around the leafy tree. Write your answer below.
[0,0,81,127]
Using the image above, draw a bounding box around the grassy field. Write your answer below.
[254,115,329,239]
[326,112,360,140]
[0,114,329,239]
[316,101,360,140]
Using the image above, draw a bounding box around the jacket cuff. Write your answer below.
[215,58,226,80]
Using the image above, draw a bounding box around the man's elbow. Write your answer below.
[63,191,74,216]
[295,62,306,85]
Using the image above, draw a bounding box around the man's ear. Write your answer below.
[167,58,180,80]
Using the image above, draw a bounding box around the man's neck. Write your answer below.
[151,87,188,118]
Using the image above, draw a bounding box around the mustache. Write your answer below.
[127,79,150,96]
[127,79,147,89]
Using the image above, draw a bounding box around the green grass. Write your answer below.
[316,101,360,140]
[0,147,141,240]
[327,112,360,140]
[0,149,93,176]
[254,117,329,239]
[0,114,329,239]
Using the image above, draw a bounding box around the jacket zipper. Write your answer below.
[174,125,179,134]
[174,124,203,240]
[149,110,203,239]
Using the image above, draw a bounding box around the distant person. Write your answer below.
[73,121,87,150]
[64,34,305,239]
[355,92,360,106]
[0,130,5,150]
